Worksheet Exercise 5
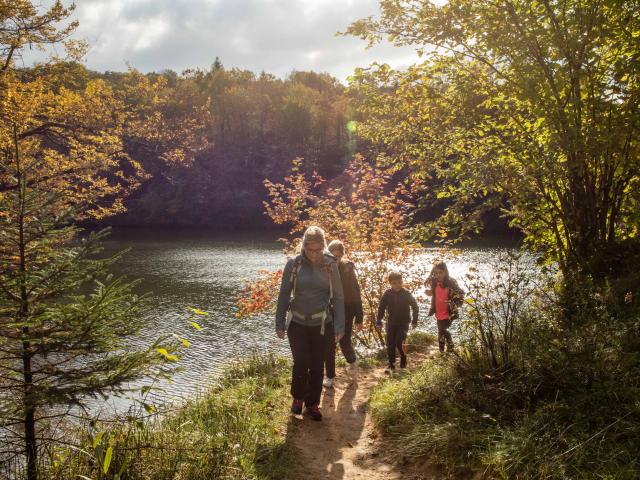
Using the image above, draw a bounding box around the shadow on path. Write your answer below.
[282,373,365,479]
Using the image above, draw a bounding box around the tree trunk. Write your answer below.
[15,125,38,480]
[23,345,37,480]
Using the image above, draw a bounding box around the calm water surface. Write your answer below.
[98,228,522,413]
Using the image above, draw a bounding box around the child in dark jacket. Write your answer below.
[426,262,464,352]
[376,271,419,372]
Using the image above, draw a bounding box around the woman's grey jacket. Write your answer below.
[275,252,345,336]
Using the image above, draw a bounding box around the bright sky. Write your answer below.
[29,0,422,82]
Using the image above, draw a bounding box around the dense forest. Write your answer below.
[36,61,513,233]
[85,62,358,228]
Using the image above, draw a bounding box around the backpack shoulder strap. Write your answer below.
[289,255,303,283]
[289,255,304,303]
[342,260,355,273]
[323,254,336,301]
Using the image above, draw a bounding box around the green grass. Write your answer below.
[48,354,297,480]
[404,331,438,352]
[369,343,640,479]
[370,354,486,475]
[45,331,437,479]
[365,330,438,365]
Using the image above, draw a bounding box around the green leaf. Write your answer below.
[188,307,209,316]
[103,446,113,474]
[173,334,190,348]
[156,347,178,361]
[118,457,131,476]
[92,431,104,449]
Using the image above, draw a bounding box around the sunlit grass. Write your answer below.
[369,336,640,479]
[47,354,296,480]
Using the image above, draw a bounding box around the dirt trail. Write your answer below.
[285,351,439,480]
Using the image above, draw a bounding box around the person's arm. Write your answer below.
[376,291,388,326]
[409,292,419,327]
[331,261,345,338]
[349,264,364,324]
[275,259,294,335]
[449,278,465,307]
[427,280,436,317]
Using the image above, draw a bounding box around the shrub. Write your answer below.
[370,263,640,479]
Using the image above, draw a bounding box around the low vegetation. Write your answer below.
[44,355,297,480]
[370,256,640,479]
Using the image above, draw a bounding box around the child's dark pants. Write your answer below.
[325,304,358,378]
[437,319,454,351]
[386,323,408,366]
[288,320,330,406]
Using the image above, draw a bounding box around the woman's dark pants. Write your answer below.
[437,319,454,352]
[287,320,330,406]
[324,305,358,379]
[386,323,408,367]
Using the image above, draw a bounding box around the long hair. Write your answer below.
[430,261,451,289]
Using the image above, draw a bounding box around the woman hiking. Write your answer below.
[275,226,345,421]
[323,239,364,388]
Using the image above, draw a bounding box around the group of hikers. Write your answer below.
[275,225,464,421]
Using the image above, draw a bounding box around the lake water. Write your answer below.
[97,228,522,414]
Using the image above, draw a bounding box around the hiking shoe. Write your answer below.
[384,364,396,374]
[305,404,323,421]
[291,399,303,415]
[400,356,407,368]
[323,376,334,388]
[347,361,359,378]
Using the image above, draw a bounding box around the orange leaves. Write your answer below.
[240,156,431,350]
[1,77,128,218]
[236,269,284,318]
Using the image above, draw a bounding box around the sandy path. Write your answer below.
[284,350,439,480]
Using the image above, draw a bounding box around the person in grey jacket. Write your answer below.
[275,226,345,421]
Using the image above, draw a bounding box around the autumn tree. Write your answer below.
[238,156,429,349]
[0,1,79,74]
[346,0,640,278]
[0,2,205,479]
